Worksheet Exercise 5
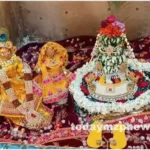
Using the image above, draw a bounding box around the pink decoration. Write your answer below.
[106,15,116,23]
[86,116,92,122]
[57,88,62,92]
[43,79,51,84]
[48,91,53,95]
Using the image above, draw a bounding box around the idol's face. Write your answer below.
[0,47,12,60]
[46,49,55,58]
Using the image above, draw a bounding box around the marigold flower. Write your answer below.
[99,24,122,37]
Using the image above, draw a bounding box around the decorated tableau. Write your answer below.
[70,16,150,120]
[0,16,150,149]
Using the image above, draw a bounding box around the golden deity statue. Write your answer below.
[33,42,71,105]
[0,28,53,129]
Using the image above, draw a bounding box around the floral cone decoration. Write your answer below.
[69,15,150,117]
[91,15,135,66]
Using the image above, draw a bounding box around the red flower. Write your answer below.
[134,71,143,79]
[101,20,108,28]
[99,24,122,37]
[138,81,149,88]
[106,15,116,23]
[80,85,89,95]
[116,100,126,103]
[135,91,144,97]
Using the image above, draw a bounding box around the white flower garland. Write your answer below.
[69,59,150,115]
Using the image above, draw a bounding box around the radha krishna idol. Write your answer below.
[33,42,71,105]
[0,28,52,129]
